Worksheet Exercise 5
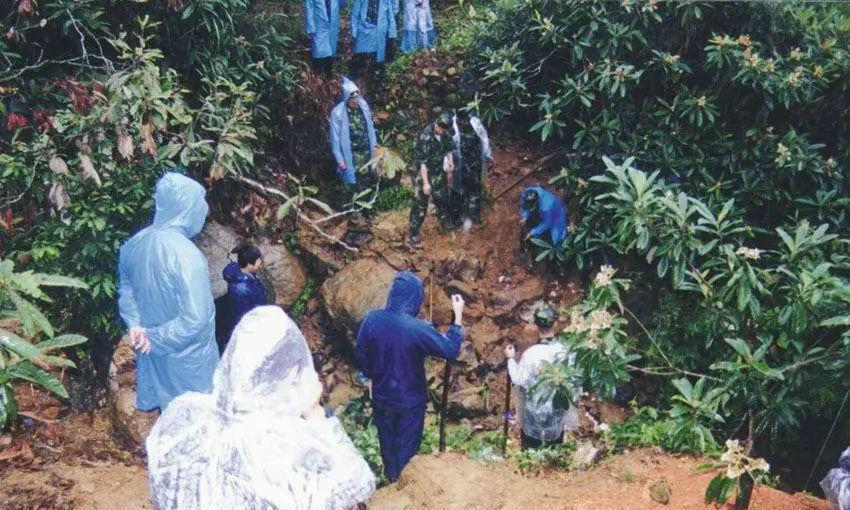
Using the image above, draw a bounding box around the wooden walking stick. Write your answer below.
[502,366,512,456]
[431,260,452,453]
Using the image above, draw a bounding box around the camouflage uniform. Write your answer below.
[348,108,377,212]
[456,125,484,223]
[409,123,458,238]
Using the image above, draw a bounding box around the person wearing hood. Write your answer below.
[408,113,458,247]
[329,77,379,195]
[400,0,435,53]
[147,306,376,509]
[305,0,345,77]
[350,0,398,79]
[520,185,569,256]
[355,271,466,482]
[222,245,266,349]
[117,172,218,411]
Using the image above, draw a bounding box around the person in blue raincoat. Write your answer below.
[221,244,266,349]
[329,77,378,188]
[305,0,344,76]
[350,0,398,78]
[355,271,466,482]
[117,172,219,412]
[400,0,435,53]
[520,185,568,258]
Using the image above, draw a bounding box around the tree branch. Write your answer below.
[234,175,360,252]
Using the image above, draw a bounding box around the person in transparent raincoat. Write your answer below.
[822,447,850,510]
[504,305,580,449]
[117,172,218,412]
[146,306,376,510]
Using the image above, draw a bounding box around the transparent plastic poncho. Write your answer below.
[508,341,580,442]
[146,306,376,510]
[822,447,850,510]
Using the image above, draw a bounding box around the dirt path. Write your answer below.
[370,449,829,510]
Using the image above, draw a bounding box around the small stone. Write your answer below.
[570,441,601,469]
[78,481,96,494]
[649,479,672,505]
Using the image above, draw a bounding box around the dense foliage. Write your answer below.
[465,0,850,467]
[0,258,88,428]
[1,1,299,377]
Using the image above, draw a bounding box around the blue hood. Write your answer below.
[222,261,251,284]
[385,271,423,317]
[341,76,360,102]
[152,172,209,239]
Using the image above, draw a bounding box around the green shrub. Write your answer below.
[0,259,88,429]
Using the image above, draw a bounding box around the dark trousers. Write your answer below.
[372,403,426,482]
[521,430,564,450]
[311,57,335,78]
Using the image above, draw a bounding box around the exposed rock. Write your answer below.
[443,254,483,282]
[256,239,308,306]
[425,285,454,326]
[372,210,409,243]
[195,221,308,306]
[297,229,346,279]
[448,385,490,418]
[570,440,602,469]
[194,221,241,298]
[649,479,672,505]
[320,258,397,342]
[489,277,546,310]
[445,280,476,302]
[106,342,158,446]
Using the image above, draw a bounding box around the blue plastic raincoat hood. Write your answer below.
[385,271,423,317]
[152,172,209,239]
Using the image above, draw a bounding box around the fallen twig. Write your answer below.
[235,175,360,252]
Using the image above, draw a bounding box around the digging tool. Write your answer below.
[492,151,562,201]
[502,366,512,456]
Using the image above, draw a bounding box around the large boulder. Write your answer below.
[106,342,158,446]
[195,221,307,306]
[320,258,397,340]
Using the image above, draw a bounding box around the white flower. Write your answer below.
[565,310,588,334]
[735,246,761,260]
[594,265,617,287]
[589,309,614,331]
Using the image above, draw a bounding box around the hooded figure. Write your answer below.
[222,255,266,345]
[520,185,569,248]
[400,0,435,52]
[822,448,850,510]
[329,77,378,185]
[350,0,398,63]
[305,0,344,60]
[117,172,218,411]
[355,271,465,482]
[147,306,376,510]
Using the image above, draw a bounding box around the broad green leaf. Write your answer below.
[0,330,42,361]
[36,334,88,353]
[724,338,751,360]
[8,362,69,399]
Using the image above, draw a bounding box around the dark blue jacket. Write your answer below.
[520,185,569,247]
[223,261,266,333]
[356,271,465,410]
